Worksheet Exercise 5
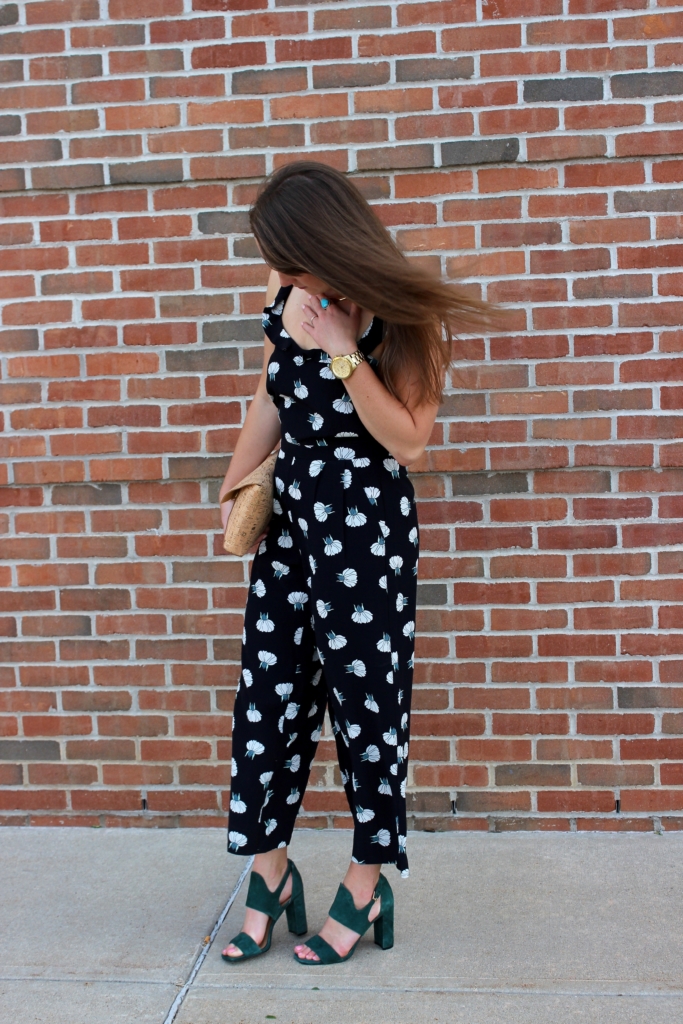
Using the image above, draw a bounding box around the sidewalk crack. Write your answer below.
[162,855,253,1024]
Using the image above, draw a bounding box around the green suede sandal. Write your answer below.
[222,859,307,963]
[293,873,394,966]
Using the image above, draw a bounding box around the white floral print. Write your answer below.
[227,282,418,877]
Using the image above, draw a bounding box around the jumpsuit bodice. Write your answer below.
[262,285,387,448]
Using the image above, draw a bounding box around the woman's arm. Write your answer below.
[339,360,438,466]
[218,272,281,515]
[300,294,439,466]
[218,365,281,496]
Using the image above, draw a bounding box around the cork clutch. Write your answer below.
[221,451,278,557]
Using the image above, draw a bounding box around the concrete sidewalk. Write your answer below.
[1,829,682,1024]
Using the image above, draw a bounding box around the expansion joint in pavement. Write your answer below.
[162,855,253,1024]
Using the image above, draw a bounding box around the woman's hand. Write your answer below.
[300,294,361,356]
[220,497,268,554]
[220,497,234,531]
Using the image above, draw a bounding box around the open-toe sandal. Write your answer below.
[294,873,393,965]
[222,859,307,963]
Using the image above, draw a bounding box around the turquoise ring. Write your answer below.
[320,297,330,308]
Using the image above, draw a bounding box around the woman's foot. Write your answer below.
[222,849,292,960]
[294,862,380,962]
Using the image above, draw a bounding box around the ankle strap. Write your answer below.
[245,859,293,918]
[328,880,379,935]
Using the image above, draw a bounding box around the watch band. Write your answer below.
[331,350,365,379]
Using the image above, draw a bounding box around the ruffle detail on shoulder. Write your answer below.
[263,284,294,351]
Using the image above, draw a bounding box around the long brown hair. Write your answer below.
[249,160,500,406]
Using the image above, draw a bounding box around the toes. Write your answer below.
[295,944,319,962]
[223,946,242,959]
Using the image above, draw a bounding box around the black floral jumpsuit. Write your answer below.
[227,285,418,876]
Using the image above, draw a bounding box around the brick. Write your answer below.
[568,45,647,76]
[313,61,392,92]
[52,483,121,506]
[151,74,225,101]
[29,53,101,80]
[231,8,306,34]
[150,17,224,44]
[615,12,683,41]
[566,164,646,193]
[192,42,266,69]
[42,271,112,296]
[229,66,305,96]
[0,3,18,25]
[71,24,145,49]
[457,739,531,762]
[191,154,265,181]
[151,184,225,212]
[0,113,21,136]
[616,129,683,160]
[442,138,519,167]
[612,71,683,99]
[106,105,180,133]
[26,0,99,22]
[231,122,303,149]
[526,76,604,103]
[0,328,38,353]
[1,85,66,117]
[31,165,105,191]
[1,28,65,57]
[396,0,473,23]
[131,119,211,152]
[0,59,22,85]
[109,51,184,78]
[109,160,184,186]
[0,221,34,247]
[276,36,351,62]
[76,243,148,268]
[43,327,112,352]
[40,219,111,244]
[0,139,63,166]
[0,739,59,760]
[393,55,474,84]
[615,189,683,215]
[2,246,68,273]
[119,215,192,240]
[72,79,145,106]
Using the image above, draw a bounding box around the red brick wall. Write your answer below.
[2,0,683,831]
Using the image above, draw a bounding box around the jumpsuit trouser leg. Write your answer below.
[228,441,418,875]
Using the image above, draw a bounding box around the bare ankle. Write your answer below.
[253,848,289,888]
[343,862,381,906]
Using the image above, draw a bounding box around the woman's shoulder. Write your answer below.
[262,271,294,349]
[264,269,294,313]
[264,268,281,306]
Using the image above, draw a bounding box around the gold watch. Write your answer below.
[330,350,365,380]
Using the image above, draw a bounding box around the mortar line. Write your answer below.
[162,854,253,1024]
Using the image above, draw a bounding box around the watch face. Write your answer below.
[332,357,351,379]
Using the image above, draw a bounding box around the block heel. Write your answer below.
[294,873,394,966]
[285,863,308,935]
[373,903,394,950]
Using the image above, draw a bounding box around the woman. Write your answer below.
[219,161,494,965]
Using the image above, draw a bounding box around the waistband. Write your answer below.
[280,431,389,456]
